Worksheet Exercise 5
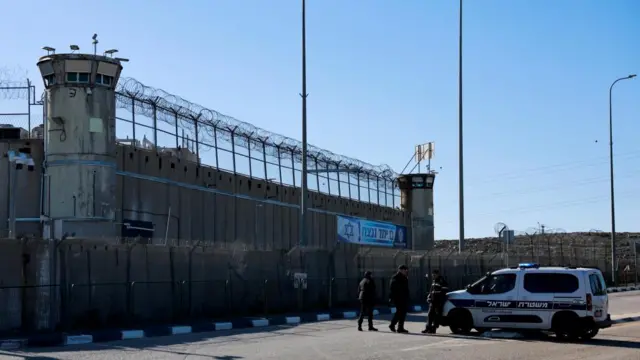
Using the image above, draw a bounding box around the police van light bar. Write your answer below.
[518,263,540,269]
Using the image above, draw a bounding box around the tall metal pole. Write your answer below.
[300,0,309,247]
[457,0,465,253]
[608,74,636,285]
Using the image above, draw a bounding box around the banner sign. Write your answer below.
[337,215,408,248]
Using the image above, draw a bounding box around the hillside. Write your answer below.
[432,231,639,260]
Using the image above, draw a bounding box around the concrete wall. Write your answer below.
[0,140,43,238]
[115,144,410,249]
[1,139,410,247]
[1,238,627,333]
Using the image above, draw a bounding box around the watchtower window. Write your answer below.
[66,72,90,83]
[96,74,113,86]
[43,74,56,87]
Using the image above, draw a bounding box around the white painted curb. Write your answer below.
[251,319,269,327]
[121,330,145,340]
[215,322,233,331]
[343,311,357,319]
[64,334,93,346]
[481,331,524,339]
[0,339,27,350]
[317,314,331,321]
[171,326,192,335]
[285,316,301,325]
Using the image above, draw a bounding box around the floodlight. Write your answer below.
[115,57,129,62]
[70,45,80,51]
[104,49,118,56]
[42,46,56,54]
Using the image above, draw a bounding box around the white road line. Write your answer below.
[401,339,459,351]
[401,338,500,352]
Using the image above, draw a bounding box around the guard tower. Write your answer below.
[37,37,126,240]
[397,173,436,250]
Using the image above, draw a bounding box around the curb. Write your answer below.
[0,304,426,350]
[607,286,639,293]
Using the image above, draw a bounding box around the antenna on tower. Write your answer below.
[92,34,99,56]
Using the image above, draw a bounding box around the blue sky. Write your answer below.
[1,0,639,240]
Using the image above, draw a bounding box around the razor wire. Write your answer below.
[115,77,399,187]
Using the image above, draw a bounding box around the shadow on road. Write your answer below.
[0,350,61,359]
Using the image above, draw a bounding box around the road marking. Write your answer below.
[400,338,495,352]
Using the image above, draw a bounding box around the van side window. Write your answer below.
[468,274,516,295]
[524,273,579,293]
[589,274,606,296]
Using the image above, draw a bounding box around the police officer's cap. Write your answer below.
[398,265,408,271]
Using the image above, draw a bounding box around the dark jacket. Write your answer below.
[389,272,410,305]
[358,276,376,304]
[427,275,449,307]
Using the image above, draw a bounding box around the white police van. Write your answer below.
[440,263,611,340]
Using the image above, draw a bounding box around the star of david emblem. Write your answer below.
[343,222,355,241]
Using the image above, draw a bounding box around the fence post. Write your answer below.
[128,281,136,321]
[263,279,269,316]
[225,280,230,314]
[328,277,334,309]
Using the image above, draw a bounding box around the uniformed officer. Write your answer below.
[388,265,410,333]
[422,269,449,334]
[357,271,378,331]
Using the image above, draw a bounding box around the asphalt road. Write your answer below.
[609,290,640,317]
[3,291,639,360]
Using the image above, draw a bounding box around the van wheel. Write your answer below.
[448,309,473,335]
[552,312,580,341]
[580,327,599,340]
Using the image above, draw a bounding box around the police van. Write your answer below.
[440,263,611,340]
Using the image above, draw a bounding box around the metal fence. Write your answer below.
[0,74,42,134]
[0,74,402,208]
[113,78,402,207]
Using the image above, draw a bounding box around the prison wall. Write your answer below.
[0,139,43,238]
[1,139,410,247]
[115,144,410,249]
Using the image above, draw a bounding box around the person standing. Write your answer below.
[357,271,378,331]
[422,269,449,334]
[388,265,410,333]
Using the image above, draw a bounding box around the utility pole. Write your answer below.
[457,0,465,253]
[299,0,309,247]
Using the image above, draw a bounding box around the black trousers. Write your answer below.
[426,304,441,330]
[390,303,408,329]
[358,301,374,328]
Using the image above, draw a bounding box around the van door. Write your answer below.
[469,273,520,329]
[588,271,608,322]
[520,273,556,329]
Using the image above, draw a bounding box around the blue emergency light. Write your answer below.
[518,263,540,269]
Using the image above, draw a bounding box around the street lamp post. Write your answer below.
[300,0,309,247]
[608,74,636,285]
[458,0,465,253]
